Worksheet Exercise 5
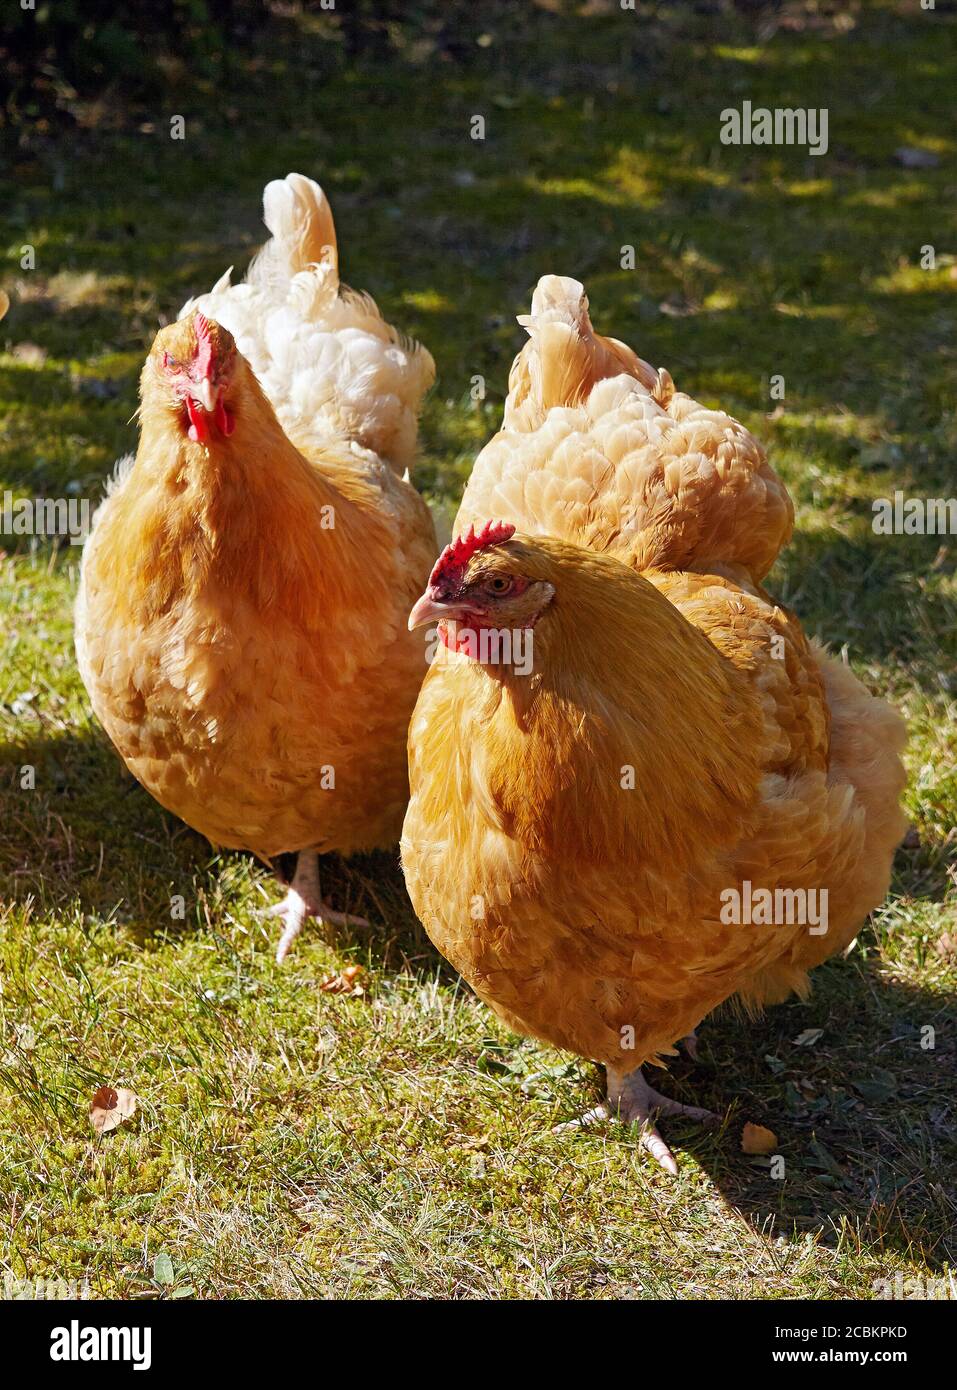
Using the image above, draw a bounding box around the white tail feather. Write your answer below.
[253,173,338,284]
[178,172,433,473]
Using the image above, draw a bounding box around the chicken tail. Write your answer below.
[179,172,433,474]
[457,273,793,584]
[248,172,339,288]
[504,275,672,432]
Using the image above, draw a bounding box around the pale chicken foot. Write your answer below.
[561,1063,718,1175]
[266,850,369,964]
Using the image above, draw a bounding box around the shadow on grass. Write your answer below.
[1,722,213,930]
[0,720,437,969]
[671,947,957,1272]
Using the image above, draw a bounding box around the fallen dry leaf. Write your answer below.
[793,1027,824,1048]
[318,964,366,997]
[89,1084,137,1137]
[741,1122,779,1155]
[935,931,956,960]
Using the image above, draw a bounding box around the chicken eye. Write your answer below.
[162,352,178,370]
[487,575,513,595]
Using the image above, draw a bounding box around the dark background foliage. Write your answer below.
[2,1,787,131]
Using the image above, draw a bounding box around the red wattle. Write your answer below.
[439,618,492,654]
[185,396,209,443]
[214,399,235,436]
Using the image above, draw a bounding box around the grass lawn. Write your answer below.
[1,2,955,1299]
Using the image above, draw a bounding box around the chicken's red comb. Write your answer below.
[193,311,215,381]
[429,520,516,588]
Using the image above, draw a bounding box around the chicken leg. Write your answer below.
[266,850,369,963]
[563,1062,719,1174]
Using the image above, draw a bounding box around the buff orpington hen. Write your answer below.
[76,174,436,961]
[401,275,907,1172]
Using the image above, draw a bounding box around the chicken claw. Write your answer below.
[266,850,369,963]
[558,1064,719,1175]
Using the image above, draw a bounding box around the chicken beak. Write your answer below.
[408,592,463,632]
[196,377,217,413]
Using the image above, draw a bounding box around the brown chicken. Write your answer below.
[401,276,907,1171]
[76,175,436,960]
